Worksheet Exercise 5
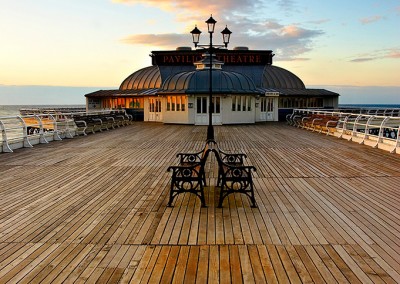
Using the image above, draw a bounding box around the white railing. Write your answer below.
[1,110,132,153]
[287,109,400,154]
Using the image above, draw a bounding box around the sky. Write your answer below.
[0,0,399,105]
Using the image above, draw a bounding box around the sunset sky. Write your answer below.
[0,0,399,104]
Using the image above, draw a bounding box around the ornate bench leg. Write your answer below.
[168,181,207,208]
[168,183,175,207]
[199,186,206,207]
[217,182,257,208]
[248,183,257,208]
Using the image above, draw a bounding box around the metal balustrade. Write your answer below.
[1,110,131,153]
[287,109,400,154]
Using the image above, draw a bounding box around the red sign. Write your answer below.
[151,50,273,66]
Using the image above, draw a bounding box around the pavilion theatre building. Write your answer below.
[85,47,339,123]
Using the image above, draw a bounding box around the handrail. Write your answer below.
[1,109,132,153]
[288,109,400,154]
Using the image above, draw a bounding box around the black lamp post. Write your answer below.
[190,15,232,141]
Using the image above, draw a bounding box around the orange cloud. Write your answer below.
[112,0,263,22]
[387,50,400,58]
[114,1,322,61]
[350,48,400,62]
[359,15,383,24]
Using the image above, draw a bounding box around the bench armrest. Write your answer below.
[326,120,338,127]
[176,148,206,164]
[218,148,247,164]
[167,163,202,178]
[221,163,256,173]
[74,120,87,127]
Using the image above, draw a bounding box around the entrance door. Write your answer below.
[260,97,267,121]
[148,98,162,122]
[260,97,275,121]
[266,97,274,121]
[195,96,221,125]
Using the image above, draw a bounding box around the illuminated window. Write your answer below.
[167,96,171,111]
[166,96,187,112]
[181,96,186,111]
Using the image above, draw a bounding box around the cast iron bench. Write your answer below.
[214,144,247,187]
[167,142,213,207]
[213,148,257,208]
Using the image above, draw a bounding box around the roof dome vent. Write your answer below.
[233,46,249,50]
[176,47,192,51]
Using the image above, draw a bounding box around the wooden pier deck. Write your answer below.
[0,123,399,283]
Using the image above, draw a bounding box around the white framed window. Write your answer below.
[232,96,252,112]
[166,96,186,112]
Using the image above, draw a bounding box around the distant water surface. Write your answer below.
[0,105,85,117]
[1,104,399,118]
[339,104,400,108]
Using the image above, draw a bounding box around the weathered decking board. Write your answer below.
[1,122,399,283]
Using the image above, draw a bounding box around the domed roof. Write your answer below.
[119,61,306,91]
[262,65,305,89]
[120,66,161,90]
[160,69,260,94]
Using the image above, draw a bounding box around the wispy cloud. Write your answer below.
[112,0,266,22]
[349,48,400,62]
[121,33,189,48]
[307,19,330,25]
[359,15,383,24]
[350,58,375,63]
[117,0,324,61]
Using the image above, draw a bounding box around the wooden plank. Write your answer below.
[208,245,219,283]
[147,245,170,283]
[160,245,180,283]
[119,245,146,284]
[196,245,209,284]
[171,246,190,284]
[229,245,243,284]
[184,246,200,283]
[0,123,400,283]
[219,245,231,284]
[333,245,374,284]
[237,245,255,283]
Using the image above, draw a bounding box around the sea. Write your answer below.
[1,104,400,117]
[0,105,85,117]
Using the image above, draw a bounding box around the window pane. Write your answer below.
[197,97,202,113]
[248,97,252,111]
[177,97,181,111]
[181,96,186,111]
[202,97,207,113]
[172,97,176,111]
[215,97,220,113]
[232,96,236,111]
[167,96,171,111]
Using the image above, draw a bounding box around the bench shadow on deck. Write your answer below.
[0,122,399,283]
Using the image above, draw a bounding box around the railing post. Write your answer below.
[49,114,62,141]
[66,115,75,139]
[0,120,13,153]
[374,116,389,149]
[339,116,349,139]
[35,115,49,144]
[17,116,33,148]
[349,114,362,141]
[390,125,400,154]
[360,115,375,145]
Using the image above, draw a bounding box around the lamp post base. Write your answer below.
[207,125,215,141]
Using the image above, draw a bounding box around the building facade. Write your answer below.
[85,47,339,123]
